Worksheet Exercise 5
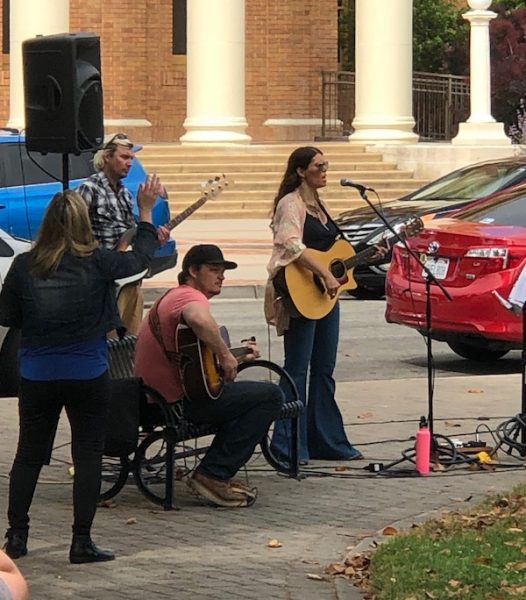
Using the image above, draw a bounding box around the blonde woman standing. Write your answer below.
[0,187,157,564]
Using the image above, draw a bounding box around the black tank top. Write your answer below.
[303,212,339,251]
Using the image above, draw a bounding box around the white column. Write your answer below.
[452,0,510,145]
[7,0,70,129]
[350,0,417,144]
[180,0,251,144]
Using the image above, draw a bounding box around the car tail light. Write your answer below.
[392,245,415,278]
[464,247,509,262]
[461,247,509,275]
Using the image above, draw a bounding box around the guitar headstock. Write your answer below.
[386,216,424,248]
[200,174,229,200]
[403,216,424,239]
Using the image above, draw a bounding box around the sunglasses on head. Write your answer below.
[314,160,329,172]
[104,133,130,148]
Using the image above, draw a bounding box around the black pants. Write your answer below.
[8,372,110,536]
[183,380,284,481]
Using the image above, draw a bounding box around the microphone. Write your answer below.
[340,178,375,194]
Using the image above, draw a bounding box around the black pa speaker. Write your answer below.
[23,32,104,154]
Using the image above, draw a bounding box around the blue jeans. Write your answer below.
[183,380,284,480]
[271,303,355,461]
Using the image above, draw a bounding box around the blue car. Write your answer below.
[0,130,177,275]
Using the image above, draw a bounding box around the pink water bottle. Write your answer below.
[415,416,431,475]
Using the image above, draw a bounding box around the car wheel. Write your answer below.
[0,329,20,397]
[347,287,385,300]
[446,341,509,362]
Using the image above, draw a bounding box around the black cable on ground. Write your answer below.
[494,413,526,459]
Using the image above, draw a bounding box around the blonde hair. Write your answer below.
[29,190,98,278]
[93,135,134,171]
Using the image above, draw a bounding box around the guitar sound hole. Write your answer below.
[330,260,346,280]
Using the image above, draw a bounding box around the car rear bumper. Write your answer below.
[385,270,523,345]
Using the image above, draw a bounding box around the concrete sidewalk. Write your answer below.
[0,374,524,599]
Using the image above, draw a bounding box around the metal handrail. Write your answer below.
[320,70,470,141]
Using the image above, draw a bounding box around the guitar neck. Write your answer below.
[165,195,208,231]
[344,229,409,270]
[230,346,255,363]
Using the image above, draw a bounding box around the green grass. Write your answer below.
[368,484,526,600]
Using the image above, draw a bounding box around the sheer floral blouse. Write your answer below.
[264,186,334,335]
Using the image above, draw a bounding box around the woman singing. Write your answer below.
[265,146,385,465]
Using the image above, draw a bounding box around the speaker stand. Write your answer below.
[62,153,70,190]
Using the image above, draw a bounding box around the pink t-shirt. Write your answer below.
[134,285,209,403]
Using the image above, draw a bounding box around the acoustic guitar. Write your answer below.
[116,174,229,251]
[176,324,254,403]
[274,216,424,320]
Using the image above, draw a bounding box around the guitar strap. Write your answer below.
[147,291,182,366]
[317,200,346,240]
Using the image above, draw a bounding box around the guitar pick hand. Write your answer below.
[240,338,260,361]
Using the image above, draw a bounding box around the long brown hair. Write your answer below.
[270,146,323,218]
[29,189,98,278]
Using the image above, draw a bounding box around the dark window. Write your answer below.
[172,0,187,55]
[459,192,526,228]
[1,143,94,187]
[408,163,526,202]
[2,0,9,54]
[0,237,14,257]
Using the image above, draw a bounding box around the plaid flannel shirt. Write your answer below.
[76,171,136,249]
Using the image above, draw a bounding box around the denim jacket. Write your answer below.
[0,222,158,345]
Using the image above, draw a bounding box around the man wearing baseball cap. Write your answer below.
[77,133,170,335]
[134,244,284,507]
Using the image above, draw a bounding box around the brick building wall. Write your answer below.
[0,0,338,142]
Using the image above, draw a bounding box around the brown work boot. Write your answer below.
[229,477,258,500]
[187,470,256,507]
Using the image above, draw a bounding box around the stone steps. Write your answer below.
[137,142,428,218]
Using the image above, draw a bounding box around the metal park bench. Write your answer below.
[100,335,303,510]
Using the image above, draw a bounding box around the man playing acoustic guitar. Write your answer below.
[134,244,284,507]
[77,133,170,335]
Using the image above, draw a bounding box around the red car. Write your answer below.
[385,183,526,361]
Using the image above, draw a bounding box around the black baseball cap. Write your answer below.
[182,244,238,271]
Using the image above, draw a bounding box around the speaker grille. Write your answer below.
[23,33,104,154]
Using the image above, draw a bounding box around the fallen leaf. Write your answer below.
[475,555,491,564]
[126,517,137,525]
[507,527,523,533]
[450,496,472,503]
[467,388,484,394]
[357,412,373,419]
[99,500,117,509]
[268,539,282,548]
[335,465,350,472]
[448,579,461,588]
[502,585,526,596]
[306,573,325,581]
[325,563,346,575]
[444,421,462,428]
[382,526,398,536]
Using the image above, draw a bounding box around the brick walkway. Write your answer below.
[1,374,524,599]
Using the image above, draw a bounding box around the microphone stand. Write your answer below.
[348,185,452,473]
